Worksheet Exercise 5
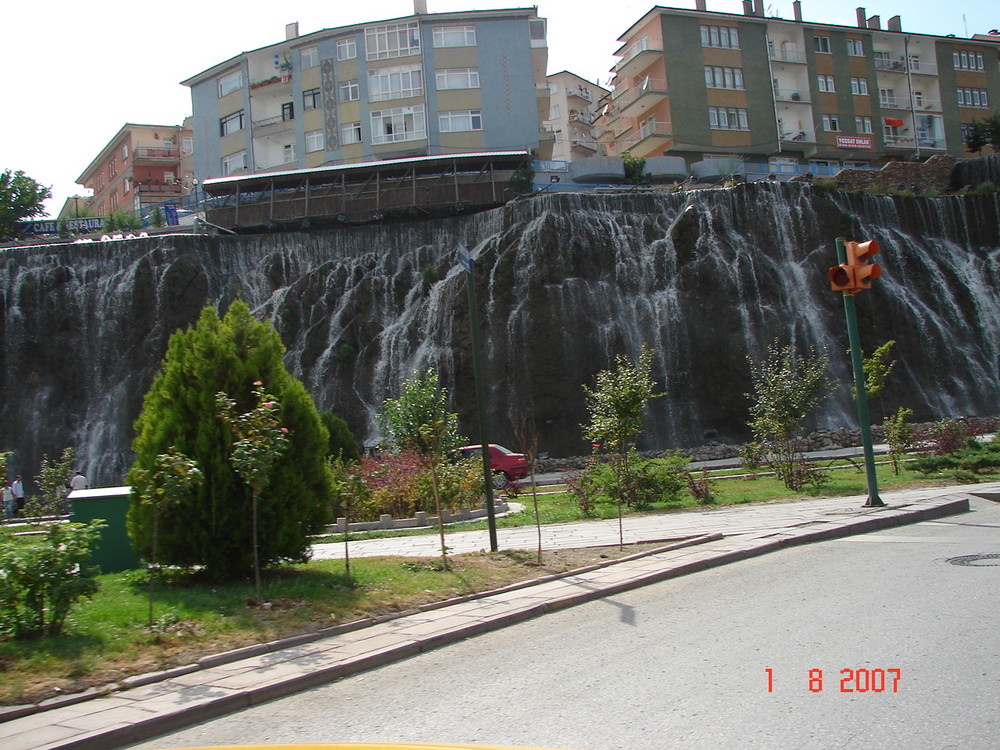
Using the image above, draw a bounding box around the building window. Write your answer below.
[339,80,360,102]
[221,150,246,175]
[704,66,744,89]
[854,116,873,134]
[368,66,422,101]
[341,121,362,144]
[370,105,426,144]
[303,88,322,110]
[846,38,864,56]
[301,46,319,68]
[708,106,748,130]
[218,70,243,98]
[282,143,296,164]
[814,36,831,53]
[436,68,480,90]
[122,144,129,160]
[182,137,194,153]
[822,113,841,131]
[109,157,116,177]
[817,75,836,93]
[365,22,420,60]
[700,25,739,49]
[957,88,989,108]
[439,110,482,132]
[549,104,561,120]
[220,110,244,136]
[953,50,985,71]
[850,77,869,96]
[305,129,324,152]
[879,88,896,107]
[337,38,357,60]
[433,25,476,48]
[123,177,131,193]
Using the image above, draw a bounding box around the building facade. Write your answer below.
[597,1,999,179]
[543,71,609,163]
[76,122,194,218]
[182,8,549,183]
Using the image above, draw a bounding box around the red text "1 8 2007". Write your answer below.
[765,668,901,693]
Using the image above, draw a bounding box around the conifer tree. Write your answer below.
[127,300,332,579]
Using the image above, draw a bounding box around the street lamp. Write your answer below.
[457,243,499,552]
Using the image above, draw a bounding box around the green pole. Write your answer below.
[462,252,499,551]
[836,237,885,507]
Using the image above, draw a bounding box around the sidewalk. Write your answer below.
[2,482,998,750]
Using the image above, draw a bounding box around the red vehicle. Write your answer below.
[455,444,530,487]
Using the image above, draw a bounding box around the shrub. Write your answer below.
[570,453,687,511]
[319,411,361,463]
[0,521,104,638]
[918,419,970,455]
[884,407,915,475]
[685,469,715,504]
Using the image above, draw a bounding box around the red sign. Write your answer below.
[836,136,873,150]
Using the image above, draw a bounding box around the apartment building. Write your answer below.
[544,71,609,163]
[597,1,1000,179]
[76,122,194,217]
[181,7,549,182]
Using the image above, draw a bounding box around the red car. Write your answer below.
[455,444,530,487]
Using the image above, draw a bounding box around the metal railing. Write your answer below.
[134,147,179,159]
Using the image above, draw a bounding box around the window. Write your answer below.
[814,36,831,53]
[433,25,476,47]
[817,75,836,93]
[182,137,194,153]
[341,121,362,144]
[850,77,869,96]
[337,38,357,60]
[303,88,321,110]
[282,143,296,164]
[301,46,319,68]
[366,22,420,60]
[708,106,748,130]
[368,66,422,101]
[704,66,744,89]
[822,113,841,131]
[220,110,244,136]
[305,129,324,152]
[123,177,130,193]
[846,38,864,56]
[221,150,246,175]
[218,70,243,97]
[122,144,129,160]
[700,25,739,49]
[529,19,546,42]
[436,68,480,90]
[439,110,482,132]
[873,50,891,69]
[339,79,360,102]
[953,50,985,71]
[549,104,561,120]
[879,88,896,107]
[281,102,294,121]
[370,105,426,144]
[854,116,873,134]
[109,157,116,177]
[957,88,989,108]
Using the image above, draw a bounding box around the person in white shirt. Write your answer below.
[11,475,24,512]
[69,472,88,492]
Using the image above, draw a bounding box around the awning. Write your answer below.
[884,118,904,127]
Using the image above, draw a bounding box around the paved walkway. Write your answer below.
[2,482,998,750]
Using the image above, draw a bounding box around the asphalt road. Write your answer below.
[128,498,1000,750]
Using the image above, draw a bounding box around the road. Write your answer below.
[128,498,1000,750]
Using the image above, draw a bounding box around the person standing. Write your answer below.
[2,481,14,521]
[11,475,24,513]
[69,471,88,492]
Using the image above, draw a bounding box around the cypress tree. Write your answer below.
[127,300,332,579]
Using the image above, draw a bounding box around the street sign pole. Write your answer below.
[836,237,885,507]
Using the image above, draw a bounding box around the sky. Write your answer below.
[2,0,994,218]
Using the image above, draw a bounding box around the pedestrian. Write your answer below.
[69,471,88,492]
[11,475,24,513]
[2,481,14,521]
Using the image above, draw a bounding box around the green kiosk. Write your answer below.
[69,486,141,572]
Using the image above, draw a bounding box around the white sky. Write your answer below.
[2,0,994,217]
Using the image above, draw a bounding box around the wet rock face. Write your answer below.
[1,184,998,485]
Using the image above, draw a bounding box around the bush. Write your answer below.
[918,419,970,455]
[907,442,1000,479]
[0,521,104,638]
[571,453,687,510]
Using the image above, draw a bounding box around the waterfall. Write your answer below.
[1,184,997,485]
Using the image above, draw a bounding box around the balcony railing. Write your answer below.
[769,48,807,64]
[780,130,817,143]
[252,113,294,130]
[250,73,292,90]
[134,147,180,160]
[874,58,938,76]
[567,86,594,103]
[136,182,182,193]
[774,89,810,103]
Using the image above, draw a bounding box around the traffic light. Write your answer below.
[828,239,882,295]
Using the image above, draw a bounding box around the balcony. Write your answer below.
[917,137,946,149]
[780,130,816,143]
[567,85,595,103]
[571,138,598,155]
[874,58,938,76]
[135,182,182,194]
[879,97,904,109]
[769,48,807,64]
[616,77,668,120]
[615,39,663,79]
[134,147,180,161]
[774,89,811,104]
[252,113,295,136]
[250,73,292,91]
[615,120,672,157]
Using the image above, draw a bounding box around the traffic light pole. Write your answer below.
[836,237,885,508]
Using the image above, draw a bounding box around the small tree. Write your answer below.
[853,340,895,418]
[150,206,166,228]
[379,369,465,569]
[622,151,647,185]
[217,381,291,603]
[28,447,76,519]
[583,346,660,548]
[747,343,832,490]
[0,169,51,238]
[515,417,543,563]
[319,411,361,462]
[884,407,914,475]
[130,449,202,624]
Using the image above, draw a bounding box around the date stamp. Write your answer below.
[765,668,901,693]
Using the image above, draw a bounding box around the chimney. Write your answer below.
[867,15,881,29]
[753,0,765,16]
[793,1,802,22]
[743,0,753,16]
[414,0,427,13]
[887,15,901,31]
[695,0,706,10]
[285,22,299,40]
[856,8,866,28]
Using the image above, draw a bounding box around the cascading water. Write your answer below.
[1,182,997,486]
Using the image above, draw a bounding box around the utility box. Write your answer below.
[69,486,141,573]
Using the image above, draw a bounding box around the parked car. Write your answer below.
[454,444,530,487]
